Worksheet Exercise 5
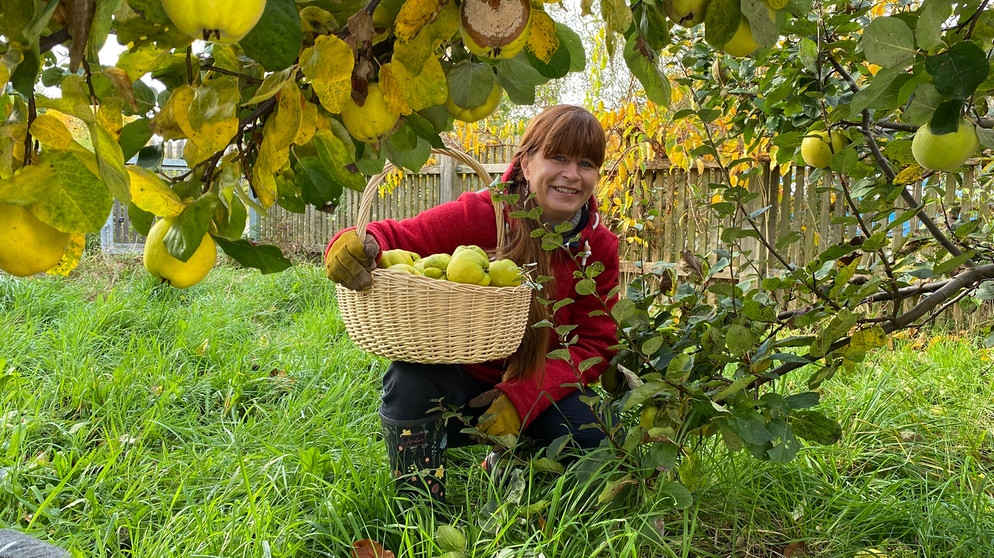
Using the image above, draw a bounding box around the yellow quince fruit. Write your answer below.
[142,217,217,288]
[447,246,490,285]
[0,202,71,277]
[340,82,401,143]
[488,258,523,287]
[160,0,267,44]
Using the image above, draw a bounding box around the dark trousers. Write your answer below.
[380,361,607,449]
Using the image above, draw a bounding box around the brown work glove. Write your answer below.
[324,231,379,291]
[470,389,522,441]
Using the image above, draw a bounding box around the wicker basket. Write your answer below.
[335,147,533,364]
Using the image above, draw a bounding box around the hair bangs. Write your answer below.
[538,109,607,168]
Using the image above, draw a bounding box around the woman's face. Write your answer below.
[521,152,600,224]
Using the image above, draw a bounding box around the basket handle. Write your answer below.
[354,146,508,250]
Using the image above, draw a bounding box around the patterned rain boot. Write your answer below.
[381,415,447,503]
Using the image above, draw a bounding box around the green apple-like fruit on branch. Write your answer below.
[800,129,848,169]
[662,0,711,27]
[160,0,267,43]
[142,217,217,288]
[0,202,71,277]
[911,119,980,172]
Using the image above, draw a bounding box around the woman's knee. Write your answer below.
[380,361,489,422]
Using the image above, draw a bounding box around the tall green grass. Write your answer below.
[1,255,992,557]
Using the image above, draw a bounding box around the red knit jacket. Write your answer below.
[327,189,620,428]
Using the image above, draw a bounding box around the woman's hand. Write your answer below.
[325,231,379,290]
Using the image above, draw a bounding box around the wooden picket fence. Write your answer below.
[104,139,993,328]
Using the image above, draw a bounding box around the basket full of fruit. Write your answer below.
[334,147,533,364]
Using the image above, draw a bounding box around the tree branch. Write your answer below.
[759,263,994,385]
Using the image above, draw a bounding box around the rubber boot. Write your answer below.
[381,415,447,503]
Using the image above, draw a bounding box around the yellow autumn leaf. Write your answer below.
[127,165,186,217]
[150,84,195,141]
[46,233,85,277]
[380,57,447,114]
[394,0,445,42]
[524,9,558,63]
[294,102,321,146]
[393,0,459,70]
[253,81,303,208]
[300,35,355,114]
[29,113,74,150]
[893,165,924,186]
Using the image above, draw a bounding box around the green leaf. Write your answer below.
[1,151,112,233]
[924,41,990,100]
[724,413,774,446]
[634,2,670,51]
[645,441,678,472]
[120,118,155,163]
[496,56,545,105]
[575,278,597,295]
[742,0,776,47]
[725,324,755,358]
[905,83,942,126]
[448,60,496,109]
[526,22,574,79]
[860,17,915,67]
[851,66,914,113]
[166,194,219,262]
[657,480,693,509]
[295,157,343,209]
[90,120,131,204]
[704,0,740,49]
[240,0,303,71]
[213,237,293,274]
[623,34,670,107]
[312,129,368,194]
[916,0,951,51]
[791,410,842,445]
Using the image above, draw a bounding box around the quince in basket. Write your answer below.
[379,245,524,287]
[447,245,491,286]
[378,249,421,268]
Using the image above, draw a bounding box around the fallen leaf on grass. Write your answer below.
[352,539,395,558]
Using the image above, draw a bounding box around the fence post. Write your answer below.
[440,154,456,202]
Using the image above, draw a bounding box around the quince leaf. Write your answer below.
[29,113,74,150]
[46,233,85,277]
[394,0,445,42]
[704,0,740,48]
[313,129,366,195]
[380,57,447,114]
[212,237,293,274]
[860,17,915,68]
[89,118,132,204]
[300,34,355,114]
[165,194,218,261]
[3,151,112,233]
[525,9,559,63]
[36,74,94,124]
[623,33,670,107]
[924,41,990,100]
[240,0,303,71]
[127,165,186,217]
[599,0,632,35]
[392,0,459,70]
[254,82,304,208]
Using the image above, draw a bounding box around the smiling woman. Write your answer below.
[324,105,620,506]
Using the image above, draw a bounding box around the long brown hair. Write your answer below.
[498,105,607,381]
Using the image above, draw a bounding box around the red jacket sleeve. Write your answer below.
[497,223,620,429]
